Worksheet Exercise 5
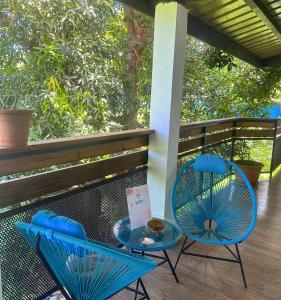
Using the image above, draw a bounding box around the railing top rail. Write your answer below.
[0,128,154,157]
[181,118,236,130]
[180,117,280,130]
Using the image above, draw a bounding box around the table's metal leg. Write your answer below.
[174,236,187,271]
[131,247,179,283]
[163,250,179,283]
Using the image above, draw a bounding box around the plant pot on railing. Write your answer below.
[0,109,32,147]
[234,160,264,186]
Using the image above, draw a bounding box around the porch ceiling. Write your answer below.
[119,0,281,68]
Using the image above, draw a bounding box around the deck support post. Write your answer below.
[147,2,187,219]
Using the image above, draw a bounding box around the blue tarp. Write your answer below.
[259,104,281,118]
[268,104,281,118]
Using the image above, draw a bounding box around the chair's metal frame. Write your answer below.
[174,237,247,288]
[34,235,150,300]
[172,158,257,289]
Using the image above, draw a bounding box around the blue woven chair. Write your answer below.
[171,155,257,288]
[16,211,157,299]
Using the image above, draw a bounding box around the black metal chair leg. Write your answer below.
[134,279,140,300]
[163,250,179,283]
[139,278,150,300]
[235,243,247,288]
[174,236,187,271]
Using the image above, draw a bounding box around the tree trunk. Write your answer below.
[122,5,150,129]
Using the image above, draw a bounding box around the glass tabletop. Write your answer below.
[113,217,181,252]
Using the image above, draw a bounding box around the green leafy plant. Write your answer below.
[234,140,263,166]
[235,140,251,161]
[205,49,237,71]
[0,0,280,140]
[0,71,28,109]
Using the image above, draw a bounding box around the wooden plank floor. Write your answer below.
[113,172,281,300]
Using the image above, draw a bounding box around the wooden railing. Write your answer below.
[1,118,281,300]
[1,117,281,210]
[178,117,281,176]
[0,128,154,209]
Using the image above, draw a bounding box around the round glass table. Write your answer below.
[113,217,181,282]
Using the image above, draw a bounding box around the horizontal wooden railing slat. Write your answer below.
[180,118,278,132]
[205,130,233,145]
[0,129,153,177]
[205,122,234,133]
[179,127,202,139]
[0,150,148,208]
[0,136,148,177]
[236,121,276,128]
[235,129,275,138]
[180,118,236,131]
[178,138,202,153]
[0,128,154,156]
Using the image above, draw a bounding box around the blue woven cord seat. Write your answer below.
[16,212,157,300]
[171,155,257,288]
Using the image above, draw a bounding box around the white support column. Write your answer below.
[147,2,187,219]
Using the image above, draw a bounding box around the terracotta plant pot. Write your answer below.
[0,109,32,147]
[234,160,264,186]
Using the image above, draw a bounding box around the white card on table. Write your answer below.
[126,184,152,230]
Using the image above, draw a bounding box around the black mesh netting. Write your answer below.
[204,141,233,160]
[0,168,146,300]
[234,139,273,173]
[178,141,233,169]
[178,138,275,175]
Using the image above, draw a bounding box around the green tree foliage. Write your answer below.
[181,41,281,123]
[0,0,133,138]
[0,0,280,139]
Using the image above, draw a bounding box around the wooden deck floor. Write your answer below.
[114,172,281,300]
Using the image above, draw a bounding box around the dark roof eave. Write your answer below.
[117,0,281,68]
[264,54,281,68]
[187,15,263,68]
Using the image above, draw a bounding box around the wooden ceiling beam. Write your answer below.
[186,14,263,67]
[244,0,281,40]
[118,0,154,16]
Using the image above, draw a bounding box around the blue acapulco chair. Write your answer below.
[171,154,257,288]
[16,211,157,300]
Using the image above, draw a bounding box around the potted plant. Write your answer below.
[0,73,32,147]
[234,142,264,186]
